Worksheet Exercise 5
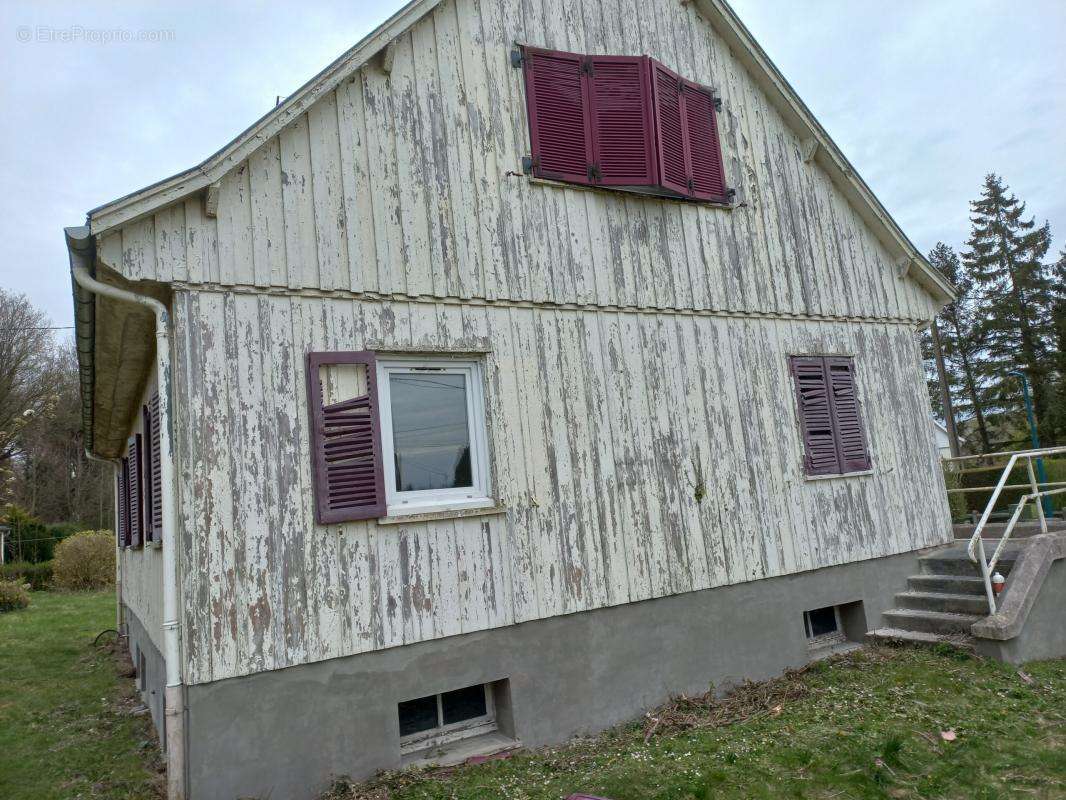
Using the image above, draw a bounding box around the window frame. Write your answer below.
[398,684,497,756]
[376,357,492,516]
[803,605,846,650]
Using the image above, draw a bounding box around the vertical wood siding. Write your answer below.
[99,0,953,684]
[96,0,941,325]
[172,290,951,684]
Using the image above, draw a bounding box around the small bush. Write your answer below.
[0,560,53,590]
[0,579,30,612]
[52,531,116,591]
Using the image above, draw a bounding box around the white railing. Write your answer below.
[944,446,1066,614]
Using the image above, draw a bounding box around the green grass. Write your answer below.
[0,591,162,800]
[331,648,1066,800]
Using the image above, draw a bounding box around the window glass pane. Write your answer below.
[441,684,487,725]
[390,372,472,492]
[398,695,439,736]
[806,606,838,638]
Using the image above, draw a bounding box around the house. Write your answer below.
[66,0,959,798]
[932,418,952,458]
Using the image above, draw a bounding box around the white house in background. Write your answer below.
[66,0,958,797]
[932,418,952,458]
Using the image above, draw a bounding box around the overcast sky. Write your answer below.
[1,0,1063,331]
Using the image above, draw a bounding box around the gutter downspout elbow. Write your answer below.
[67,226,185,800]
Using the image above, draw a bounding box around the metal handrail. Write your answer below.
[960,446,1066,613]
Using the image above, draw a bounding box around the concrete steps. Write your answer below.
[867,545,1003,650]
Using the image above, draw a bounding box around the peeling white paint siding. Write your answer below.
[102,0,953,685]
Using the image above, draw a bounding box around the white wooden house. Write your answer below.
[67,0,957,797]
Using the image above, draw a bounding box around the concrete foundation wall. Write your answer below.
[185,548,929,800]
[124,604,166,745]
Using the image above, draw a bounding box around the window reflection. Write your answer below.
[389,373,472,491]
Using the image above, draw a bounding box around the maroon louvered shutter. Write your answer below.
[523,46,594,184]
[649,60,690,197]
[127,435,143,548]
[118,459,130,547]
[681,80,728,202]
[306,351,386,523]
[790,357,841,476]
[148,394,163,540]
[826,357,871,472]
[587,55,657,186]
[141,405,154,544]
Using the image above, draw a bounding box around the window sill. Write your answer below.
[402,731,520,769]
[526,176,735,209]
[804,469,875,482]
[378,501,506,526]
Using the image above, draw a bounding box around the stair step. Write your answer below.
[883,608,981,635]
[919,555,1013,577]
[865,627,974,651]
[907,574,987,595]
[894,591,989,615]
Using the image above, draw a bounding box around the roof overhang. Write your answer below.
[87,0,442,237]
[691,0,955,305]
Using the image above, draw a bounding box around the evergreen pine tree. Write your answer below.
[962,174,1054,447]
[1046,249,1066,444]
[928,242,992,452]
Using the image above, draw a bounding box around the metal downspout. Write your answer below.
[66,226,186,800]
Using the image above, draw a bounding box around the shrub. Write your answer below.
[52,531,116,591]
[0,560,53,591]
[0,579,30,613]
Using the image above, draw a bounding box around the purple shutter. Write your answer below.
[148,394,163,540]
[790,357,841,476]
[118,459,130,547]
[826,357,871,472]
[128,435,143,548]
[140,405,154,544]
[681,80,728,202]
[649,60,690,197]
[587,55,657,186]
[523,46,594,184]
[306,351,387,524]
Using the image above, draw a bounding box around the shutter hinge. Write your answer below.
[510,48,523,69]
[587,164,602,182]
[582,57,594,76]
[726,187,737,202]
[713,95,723,112]
[522,155,536,175]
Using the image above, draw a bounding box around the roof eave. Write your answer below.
[87,0,442,237]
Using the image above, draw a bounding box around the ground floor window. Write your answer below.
[398,683,497,755]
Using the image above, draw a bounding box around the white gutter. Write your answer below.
[66,226,185,800]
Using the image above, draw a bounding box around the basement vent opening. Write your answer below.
[398,680,516,764]
[803,605,846,649]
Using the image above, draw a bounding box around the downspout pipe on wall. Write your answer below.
[66,225,186,800]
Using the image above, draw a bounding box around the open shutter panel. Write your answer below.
[681,81,728,202]
[118,459,130,547]
[826,357,871,472]
[587,55,657,186]
[148,394,163,540]
[649,60,690,197]
[523,47,593,184]
[790,357,841,476]
[140,405,153,544]
[127,435,143,548]
[306,352,387,524]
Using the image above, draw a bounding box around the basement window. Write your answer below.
[398,683,497,756]
[803,605,846,649]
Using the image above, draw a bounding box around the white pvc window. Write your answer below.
[377,358,491,514]
[398,683,497,755]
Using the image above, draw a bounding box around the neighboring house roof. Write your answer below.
[82,0,953,304]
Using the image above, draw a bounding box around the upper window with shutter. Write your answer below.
[306,352,493,522]
[127,434,144,548]
[520,46,729,203]
[789,356,872,477]
[143,395,163,543]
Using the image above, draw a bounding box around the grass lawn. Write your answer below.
[1,591,1063,800]
[331,647,1066,800]
[0,590,162,800]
